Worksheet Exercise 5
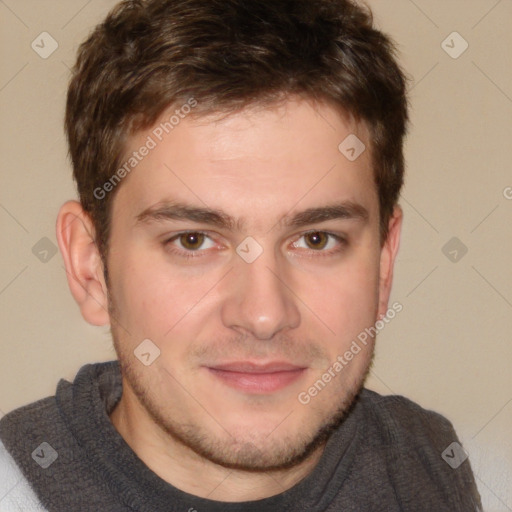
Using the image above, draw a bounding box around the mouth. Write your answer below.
[205,361,308,394]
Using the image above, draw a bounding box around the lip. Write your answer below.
[206,361,307,393]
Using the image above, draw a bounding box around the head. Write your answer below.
[58,0,408,472]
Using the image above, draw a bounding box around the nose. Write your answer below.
[220,250,301,340]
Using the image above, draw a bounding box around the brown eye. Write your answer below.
[304,232,329,250]
[179,232,205,250]
[291,231,346,255]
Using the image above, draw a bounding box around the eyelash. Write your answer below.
[163,230,347,260]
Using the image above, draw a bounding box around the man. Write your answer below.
[0,0,482,510]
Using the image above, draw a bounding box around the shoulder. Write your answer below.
[0,393,63,455]
[0,390,69,512]
[357,388,483,511]
[358,387,465,461]
[0,439,47,511]
[360,388,457,441]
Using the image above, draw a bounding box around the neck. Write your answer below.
[109,382,326,502]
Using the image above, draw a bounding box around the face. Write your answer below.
[104,98,396,471]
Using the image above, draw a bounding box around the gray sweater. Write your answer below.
[0,361,482,511]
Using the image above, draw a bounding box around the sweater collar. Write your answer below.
[57,360,363,512]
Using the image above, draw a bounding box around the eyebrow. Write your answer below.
[135,200,369,231]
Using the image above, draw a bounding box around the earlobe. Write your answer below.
[56,200,110,326]
[377,205,403,319]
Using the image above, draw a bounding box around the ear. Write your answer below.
[56,200,110,326]
[377,205,403,319]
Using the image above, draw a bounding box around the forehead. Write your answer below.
[111,98,377,229]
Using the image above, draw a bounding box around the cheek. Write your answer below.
[110,250,220,341]
[305,249,380,341]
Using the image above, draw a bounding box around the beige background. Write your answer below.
[1,1,511,510]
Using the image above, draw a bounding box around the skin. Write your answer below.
[56,97,402,502]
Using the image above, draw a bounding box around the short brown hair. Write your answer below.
[65,0,409,264]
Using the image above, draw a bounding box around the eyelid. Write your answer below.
[164,230,234,262]
[164,230,218,249]
[163,229,347,259]
[290,230,347,253]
